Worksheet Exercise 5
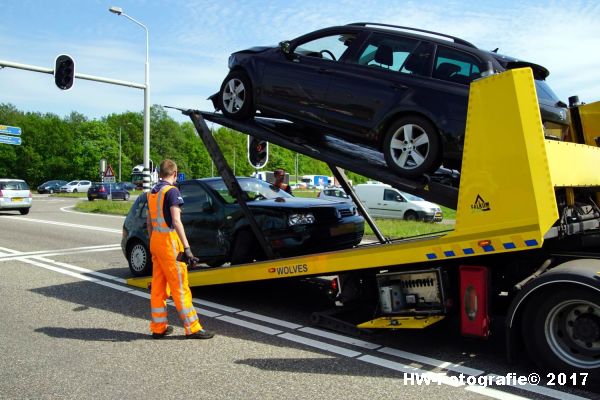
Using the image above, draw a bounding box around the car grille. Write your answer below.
[337,208,354,218]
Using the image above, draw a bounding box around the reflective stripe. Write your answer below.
[149,186,175,233]
[151,307,167,314]
[180,307,196,315]
[152,317,168,323]
[171,237,186,314]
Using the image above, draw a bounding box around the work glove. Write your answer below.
[177,247,199,268]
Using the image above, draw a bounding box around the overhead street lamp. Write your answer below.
[109,6,151,192]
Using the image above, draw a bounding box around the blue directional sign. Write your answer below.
[0,135,22,146]
[178,172,185,182]
[0,125,22,136]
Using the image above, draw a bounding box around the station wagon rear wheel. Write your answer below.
[220,70,255,120]
[383,116,441,177]
[128,240,152,277]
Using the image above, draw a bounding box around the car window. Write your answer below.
[206,178,293,204]
[67,181,79,185]
[355,33,419,73]
[180,184,212,211]
[433,46,483,84]
[295,32,357,62]
[0,181,28,190]
[383,189,397,201]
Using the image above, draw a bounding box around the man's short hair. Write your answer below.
[159,159,177,178]
[274,168,285,176]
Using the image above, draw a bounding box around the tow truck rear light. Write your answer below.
[459,265,490,338]
[0,190,3,198]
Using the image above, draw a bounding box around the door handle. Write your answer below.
[392,83,408,90]
[318,68,329,74]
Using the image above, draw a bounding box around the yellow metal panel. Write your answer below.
[579,101,600,147]
[452,68,558,241]
[545,140,600,186]
[357,315,445,329]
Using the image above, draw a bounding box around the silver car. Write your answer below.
[0,179,32,215]
[318,188,353,203]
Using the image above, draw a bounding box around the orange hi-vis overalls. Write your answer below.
[148,185,202,336]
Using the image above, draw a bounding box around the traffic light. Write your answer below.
[248,136,268,169]
[54,54,75,90]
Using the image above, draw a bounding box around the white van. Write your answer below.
[354,183,442,222]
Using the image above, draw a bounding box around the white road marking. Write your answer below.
[358,355,463,387]
[217,315,283,335]
[0,244,121,261]
[236,311,303,330]
[379,346,485,376]
[194,299,241,313]
[1,215,121,234]
[298,327,381,350]
[0,247,20,254]
[278,333,362,358]
[486,374,590,400]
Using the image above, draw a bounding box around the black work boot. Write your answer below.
[186,329,215,339]
[152,325,174,339]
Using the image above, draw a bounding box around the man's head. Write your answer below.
[159,159,178,179]
[274,168,285,182]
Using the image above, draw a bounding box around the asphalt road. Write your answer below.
[0,196,597,400]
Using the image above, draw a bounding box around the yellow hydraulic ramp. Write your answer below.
[357,315,445,329]
[128,68,600,289]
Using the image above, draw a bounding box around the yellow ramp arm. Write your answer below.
[450,68,558,243]
[357,316,445,329]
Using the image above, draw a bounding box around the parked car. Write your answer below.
[212,23,569,177]
[37,180,67,194]
[122,177,364,276]
[60,180,92,193]
[354,183,442,222]
[87,183,131,201]
[118,182,137,191]
[318,187,353,203]
[0,179,32,215]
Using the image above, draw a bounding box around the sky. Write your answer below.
[1,0,599,123]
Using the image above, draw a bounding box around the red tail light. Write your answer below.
[459,265,490,338]
[29,191,32,198]
[0,190,3,198]
[99,186,106,193]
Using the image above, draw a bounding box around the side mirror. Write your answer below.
[279,40,293,59]
[396,195,404,202]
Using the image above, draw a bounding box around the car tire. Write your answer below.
[49,189,54,194]
[230,230,256,265]
[383,116,441,177]
[127,240,153,277]
[19,208,30,215]
[206,257,226,268]
[522,287,600,375]
[219,70,255,120]
[88,197,94,201]
[73,189,78,193]
[404,210,418,221]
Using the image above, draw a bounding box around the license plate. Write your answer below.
[330,224,354,236]
[12,197,23,203]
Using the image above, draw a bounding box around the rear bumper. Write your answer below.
[0,198,32,210]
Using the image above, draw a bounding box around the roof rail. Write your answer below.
[347,22,477,48]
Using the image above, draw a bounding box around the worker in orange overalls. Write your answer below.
[273,168,292,195]
[146,159,214,339]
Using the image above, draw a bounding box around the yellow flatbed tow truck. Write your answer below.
[129,69,600,375]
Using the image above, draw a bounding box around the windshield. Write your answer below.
[402,192,424,201]
[67,181,79,185]
[535,80,560,102]
[206,178,293,204]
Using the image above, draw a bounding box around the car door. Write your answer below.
[322,33,431,139]
[381,188,408,218]
[260,29,360,125]
[179,182,224,258]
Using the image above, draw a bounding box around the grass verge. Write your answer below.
[74,199,133,216]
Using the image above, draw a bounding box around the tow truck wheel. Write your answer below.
[220,70,254,120]
[523,287,600,374]
[127,240,152,277]
[383,116,441,177]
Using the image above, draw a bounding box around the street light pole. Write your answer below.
[109,6,151,192]
[118,126,122,182]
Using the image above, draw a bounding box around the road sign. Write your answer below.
[0,135,21,145]
[0,125,21,136]
[104,177,116,183]
[178,172,185,182]
[104,164,115,178]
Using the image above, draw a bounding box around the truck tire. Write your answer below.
[522,287,600,375]
[219,70,255,120]
[383,116,441,177]
[127,240,153,277]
